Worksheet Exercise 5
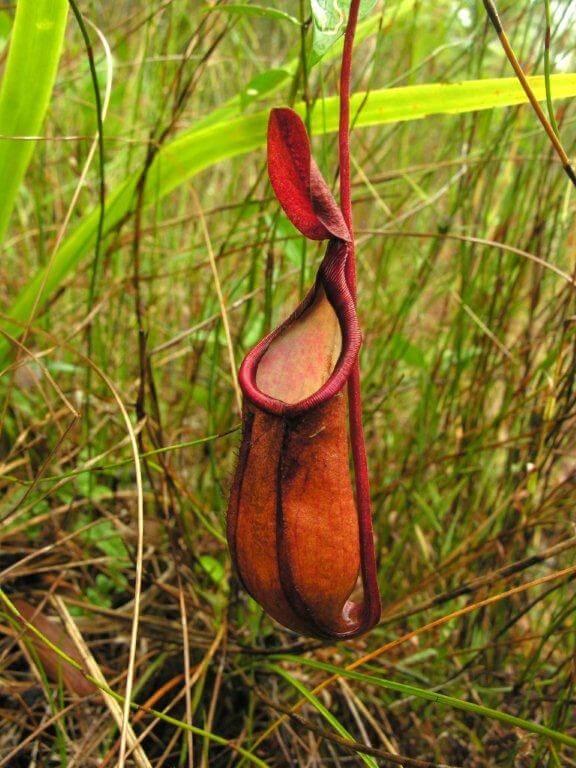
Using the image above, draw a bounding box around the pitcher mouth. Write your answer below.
[238,239,361,418]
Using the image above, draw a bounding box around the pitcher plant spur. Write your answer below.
[227,1,381,640]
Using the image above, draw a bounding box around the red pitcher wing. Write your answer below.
[267,108,349,242]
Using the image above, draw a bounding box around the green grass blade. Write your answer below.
[271,656,576,749]
[0,0,68,245]
[2,72,576,364]
[267,664,379,768]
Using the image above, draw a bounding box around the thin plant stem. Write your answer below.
[67,0,107,488]
[543,0,560,137]
[299,0,311,297]
[67,1,106,349]
[339,0,381,631]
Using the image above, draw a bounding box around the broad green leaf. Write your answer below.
[208,3,299,25]
[0,0,68,245]
[240,69,291,110]
[2,73,576,364]
[311,0,378,60]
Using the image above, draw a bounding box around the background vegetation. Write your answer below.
[1,0,576,765]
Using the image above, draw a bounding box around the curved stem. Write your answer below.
[339,0,360,256]
[339,0,381,632]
